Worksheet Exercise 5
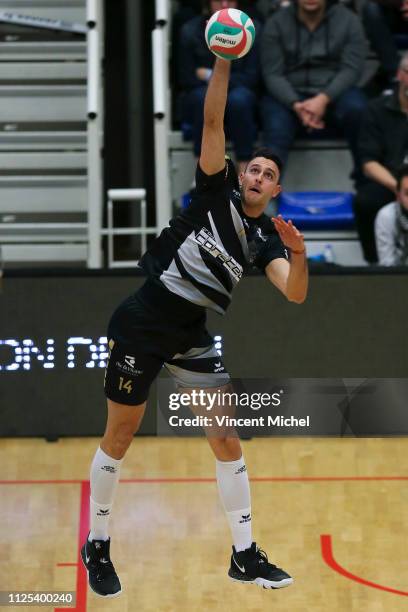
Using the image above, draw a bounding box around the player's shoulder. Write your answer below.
[195,155,239,195]
[224,154,238,178]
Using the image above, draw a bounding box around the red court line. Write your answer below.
[0,480,83,485]
[1,476,408,485]
[55,480,89,612]
[321,534,408,597]
[120,476,408,483]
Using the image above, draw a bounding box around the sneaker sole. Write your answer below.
[80,546,122,598]
[229,575,294,589]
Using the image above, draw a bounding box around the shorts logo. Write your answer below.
[116,355,143,376]
[214,361,224,373]
[125,355,136,368]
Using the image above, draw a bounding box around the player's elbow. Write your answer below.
[286,292,306,304]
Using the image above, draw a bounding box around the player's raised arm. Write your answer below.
[199,58,230,176]
[266,216,309,304]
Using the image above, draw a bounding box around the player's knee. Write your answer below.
[210,436,242,461]
[103,424,136,458]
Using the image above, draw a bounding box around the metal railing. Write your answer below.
[103,188,158,269]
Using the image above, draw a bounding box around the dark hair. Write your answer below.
[248,147,283,177]
[202,0,244,11]
[396,164,408,190]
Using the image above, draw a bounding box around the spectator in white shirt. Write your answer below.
[375,164,408,265]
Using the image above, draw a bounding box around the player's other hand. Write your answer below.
[272,215,305,252]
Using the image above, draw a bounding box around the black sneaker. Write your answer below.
[81,535,122,598]
[228,542,293,589]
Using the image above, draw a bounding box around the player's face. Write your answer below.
[240,157,281,209]
[397,176,408,211]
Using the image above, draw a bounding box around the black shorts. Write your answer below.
[104,280,230,405]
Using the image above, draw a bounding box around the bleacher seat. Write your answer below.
[278,191,355,230]
[0,0,89,265]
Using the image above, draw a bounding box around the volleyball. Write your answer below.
[205,9,255,60]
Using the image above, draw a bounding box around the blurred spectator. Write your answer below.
[375,164,408,265]
[172,0,202,66]
[241,0,267,22]
[362,0,408,88]
[178,0,261,173]
[355,53,408,263]
[260,0,367,183]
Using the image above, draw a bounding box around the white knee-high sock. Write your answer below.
[216,455,252,552]
[88,447,123,542]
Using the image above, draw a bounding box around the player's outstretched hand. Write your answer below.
[272,215,305,252]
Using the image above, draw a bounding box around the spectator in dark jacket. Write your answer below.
[362,0,408,87]
[355,53,408,263]
[260,0,367,183]
[178,0,260,173]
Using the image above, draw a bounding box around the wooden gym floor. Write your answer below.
[1,436,408,611]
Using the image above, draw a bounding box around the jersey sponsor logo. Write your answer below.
[195,228,243,283]
[256,227,267,242]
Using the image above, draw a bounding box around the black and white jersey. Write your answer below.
[140,158,289,315]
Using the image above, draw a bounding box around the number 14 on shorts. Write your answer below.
[118,377,133,394]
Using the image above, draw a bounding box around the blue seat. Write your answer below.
[181,121,193,141]
[278,191,355,230]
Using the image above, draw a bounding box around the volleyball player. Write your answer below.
[81,57,308,597]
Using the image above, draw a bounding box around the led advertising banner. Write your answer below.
[1,272,408,437]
